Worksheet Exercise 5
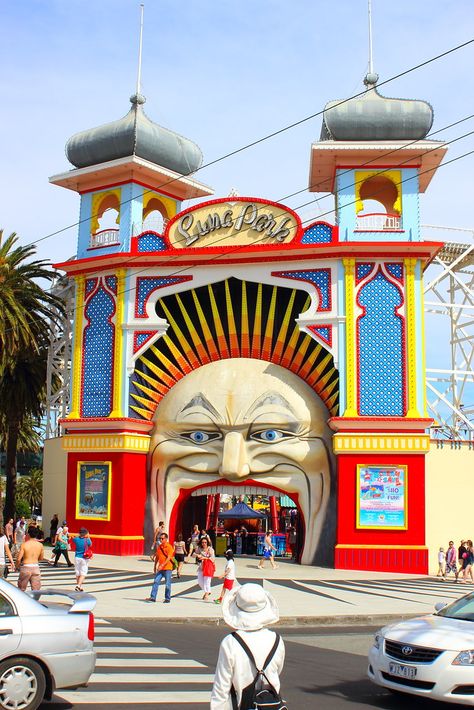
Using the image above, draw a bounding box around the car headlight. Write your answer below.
[373,633,382,650]
[452,650,474,665]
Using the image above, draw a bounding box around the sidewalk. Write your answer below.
[42,554,465,625]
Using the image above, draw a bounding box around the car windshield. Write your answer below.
[437,592,474,621]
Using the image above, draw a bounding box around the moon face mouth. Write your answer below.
[151,463,329,565]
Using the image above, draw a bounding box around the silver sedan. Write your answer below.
[0,579,96,710]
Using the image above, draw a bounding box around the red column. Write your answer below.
[211,494,221,529]
[269,496,279,533]
[205,494,214,529]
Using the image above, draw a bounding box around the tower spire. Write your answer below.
[136,3,145,97]
[364,0,378,88]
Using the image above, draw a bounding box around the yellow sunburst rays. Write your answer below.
[159,300,201,370]
[175,293,211,365]
[261,286,277,360]
[251,283,263,358]
[225,280,240,357]
[208,284,230,358]
[240,281,250,357]
[130,354,177,419]
[279,322,301,369]
[270,290,298,366]
[192,290,219,360]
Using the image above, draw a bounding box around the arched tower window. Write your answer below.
[142,196,168,234]
[90,189,121,236]
[355,170,402,231]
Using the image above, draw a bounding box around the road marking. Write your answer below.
[96,658,206,668]
[95,627,131,634]
[94,636,151,643]
[93,646,177,654]
[95,619,110,625]
[89,673,214,683]
[57,691,211,704]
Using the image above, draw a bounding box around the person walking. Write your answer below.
[210,583,285,710]
[173,533,187,578]
[4,519,14,546]
[457,540,468,581]
[0,525,14,579]
[53,525,73,567]
[196,537,215,601]
[49,514,59,543]
[460,540,474,584]
[445,540,457,580]
[73,528,92,591]
[16,527,44,591]
[258,530,278,570]
[214,549,236,605]
[146,532,174,603]
[437,547,445,577]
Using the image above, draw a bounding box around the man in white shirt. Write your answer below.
[211,583,285,710]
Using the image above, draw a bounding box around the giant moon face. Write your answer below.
[148,358,333,565]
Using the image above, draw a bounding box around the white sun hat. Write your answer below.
[222,583,279,631]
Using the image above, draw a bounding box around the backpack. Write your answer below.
[230,632,287,710]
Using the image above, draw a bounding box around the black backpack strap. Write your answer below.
[232,631,280,672]
[230,685,238,710]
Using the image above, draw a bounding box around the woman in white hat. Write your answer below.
[210,583,285,709]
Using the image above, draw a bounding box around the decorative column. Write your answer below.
[211,494,221,529]
[205,494,214,530]
[110,268,126,418]
[404,258,421,418]
[67,275,85,419]
[342,258,357,416]
[269,496,279,533]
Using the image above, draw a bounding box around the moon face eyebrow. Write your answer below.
[245,391,298,420]
[178,393,223,422]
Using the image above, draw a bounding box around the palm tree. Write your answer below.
[0,230,61,374]
[16,468,43,511]
[0,229,63,521]
[0,347,49,520]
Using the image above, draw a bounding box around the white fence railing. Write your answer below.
[90,228,120,248]
[356,213,401,231]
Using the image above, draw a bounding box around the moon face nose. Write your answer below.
[219,431,250,480]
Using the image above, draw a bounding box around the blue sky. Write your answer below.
[1,1,473,419]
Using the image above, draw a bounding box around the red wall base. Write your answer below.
[335,546,428,575]
[86,537,145,556]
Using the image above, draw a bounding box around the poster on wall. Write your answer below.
[357,465,407,529]
[76,462,111,521]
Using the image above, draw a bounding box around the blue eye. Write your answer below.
[250,429,292,443]
[180,431,222,444]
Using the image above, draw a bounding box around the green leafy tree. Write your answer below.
[15,499,31,519]
[16,468,43,511]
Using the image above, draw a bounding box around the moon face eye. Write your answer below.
[250,429,293,443]
[180,431,222,444]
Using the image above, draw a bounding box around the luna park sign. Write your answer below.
[166,198,301,249]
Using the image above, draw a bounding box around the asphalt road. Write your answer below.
[44,621,450,709]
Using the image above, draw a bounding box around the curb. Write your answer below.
[115,613,419,627]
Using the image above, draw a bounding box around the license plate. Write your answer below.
[389,662,417,679]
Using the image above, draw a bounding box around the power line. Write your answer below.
[22,36,474,249]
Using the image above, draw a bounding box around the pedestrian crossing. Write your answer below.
[56,620,212,706]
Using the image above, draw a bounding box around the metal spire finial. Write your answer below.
[136,4,145,97]
[364,0,379,88]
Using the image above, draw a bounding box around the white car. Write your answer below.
[0,579,96,710]
[369,591,474,705]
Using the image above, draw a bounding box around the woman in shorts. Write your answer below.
[258,530,278,570]
[173,533,187,578]
[214,549,236,604]
[73,527,92,591]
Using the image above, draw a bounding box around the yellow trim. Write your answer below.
[336,544,427,550]
[405,258,421,417]
[356,464,408,530]
[333,434,430,453]
[68,276,85,419]
[62,433,151,452]
[91,188,121,235]
[343,258,357,416]
[76,461,112,521]
[110,269,126,418]
[142,191,177,221]
[354,169,402,215]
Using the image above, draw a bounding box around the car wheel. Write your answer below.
[0,657,46,710]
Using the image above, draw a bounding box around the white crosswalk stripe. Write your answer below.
[55,616,212,706]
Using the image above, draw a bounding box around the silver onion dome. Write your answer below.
[320,73,433,141]
[66,94,203,175]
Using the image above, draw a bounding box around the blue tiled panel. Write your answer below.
[137,232,167,252]
[82,287,115,417]
[357,271,404,416]
[276,270,330,310]
[302,223,333,244]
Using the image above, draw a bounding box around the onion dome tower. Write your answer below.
[308,3,447,574]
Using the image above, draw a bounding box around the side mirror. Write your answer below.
[434,602,447,612]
